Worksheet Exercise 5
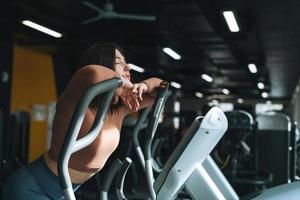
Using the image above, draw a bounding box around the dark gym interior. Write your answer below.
[1,0,300,199]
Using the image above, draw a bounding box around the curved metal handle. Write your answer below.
[99,159,123,200]
[115,157,132,200]
[144,81,169,200]
[132,108,151,170]
[57,77,123,200]
[144,81,169,142]
[151,138,164,173]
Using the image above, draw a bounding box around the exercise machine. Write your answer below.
[58,77,123,200]
[214,110,273,196]
[57,76,300,200]
[129,87,235,199]
[256,111,292,186]
[56,76,232,200]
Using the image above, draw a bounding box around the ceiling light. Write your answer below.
[128,64,145,73]
[261,92,268,98]
[170,81,181,89]
[248,63,257,73]
[195,92,203,98]
[222,11,240,32]
[201,74,213,82]
[257,82,264,89]
[222,88,230,95]
[237,98,244,103]
[174,101,180,113]
[22,20,62,38]
[162,47,181,60]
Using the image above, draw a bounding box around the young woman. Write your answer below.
[3,43,163,199]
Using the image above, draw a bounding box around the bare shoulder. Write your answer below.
[77,65,115,75]
[74,65,118,83]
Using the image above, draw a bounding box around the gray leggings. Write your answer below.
[3,155,80,200]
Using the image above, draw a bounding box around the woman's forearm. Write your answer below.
[142,77,163,94]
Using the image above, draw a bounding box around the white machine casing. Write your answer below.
[154,107,228,200]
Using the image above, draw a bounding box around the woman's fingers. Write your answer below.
[119,86,142,111]
[126,95,133,110]
[127,99,132,110]
[132,83,145,101]
[138,86,143,101]
[120,94,132,109]
[132,84,139,94]
[128,94,140,111]
[133,94,140,110]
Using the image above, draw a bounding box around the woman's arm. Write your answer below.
[121,77,163,115]
[141,77,163,97]
[62,65,118,102]
[56,65,135,118]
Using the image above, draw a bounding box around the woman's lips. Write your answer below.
[123,75,131,81]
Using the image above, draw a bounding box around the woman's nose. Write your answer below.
[125,63,131,71]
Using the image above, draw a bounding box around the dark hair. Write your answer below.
[79,43,125,110]
[78,43,125,70]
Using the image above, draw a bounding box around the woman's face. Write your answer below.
[114,49,131,81]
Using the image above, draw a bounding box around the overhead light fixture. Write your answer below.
[261,92,268,98]
[128,64,145,73]
[170,81,181,89]
[222,88,230,95]
[257,82,265,89]
[174,101,180,113]
[237,98,244,104]
[201,74,213,82]
[222,11,240,32]
[248,63,257,73]
[195,92,203,98]
[22,20,62,38]
[162,47,181,60]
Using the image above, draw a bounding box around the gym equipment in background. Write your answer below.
[0,110,3,196]
[0,111,30,197]
[213,110,273,196]
[251,181,300,200]
[256,111,292,186]
[8,112,30,169]
[289,121,298,182]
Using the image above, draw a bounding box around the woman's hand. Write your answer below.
[120,88,140,111]
[114,80,149,111]
[112,77,133,105]
[132,82,149,101]
[118,82,149,111]
[124,82,148,111]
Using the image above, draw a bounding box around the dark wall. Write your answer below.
[0,32,14,136]
[52,53,77,96]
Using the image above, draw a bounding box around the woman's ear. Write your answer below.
[112,94,119,104]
